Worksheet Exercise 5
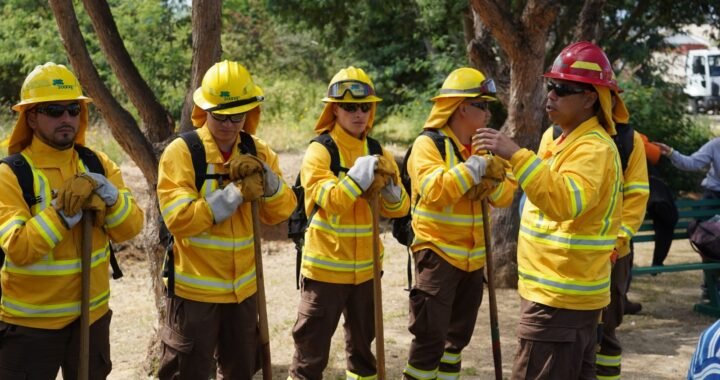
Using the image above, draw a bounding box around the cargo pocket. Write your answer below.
[408,285,440,337]
[292,298,325,343]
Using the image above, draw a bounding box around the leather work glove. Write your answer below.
[55,173,97,216]
[238,172,265,202]
[463,155,488,185]
[347,155,378,192]
[483,154,509,182]
[83,193,107,227]
[86,172,119,206]
[465,178,498,201]
[261,163,281,197]
[226,154,264,182]
[206,184,243,224]
[363,155,396,199]
[381,178,403,203]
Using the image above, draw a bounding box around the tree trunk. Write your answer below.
[178,0,222,132]
[81,0,174,143]
[470,0,560,287]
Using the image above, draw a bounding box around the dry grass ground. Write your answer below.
[106,157,716,379]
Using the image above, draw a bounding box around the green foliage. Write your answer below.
[621,79,714,193]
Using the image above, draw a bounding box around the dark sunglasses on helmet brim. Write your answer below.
[210,112,247,123]
[546,81,593,97]
[337,103,372,113]
[33,103,81,118]
[327,80,375,99]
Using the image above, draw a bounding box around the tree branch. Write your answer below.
[178,0,222,132]
[573,0,607,42]
[49,0,159,186]
[81,0,174,143]
[471,0,522,58]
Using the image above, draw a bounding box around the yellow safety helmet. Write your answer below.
[12,62,91,111]
[431,67,497,102]
[193,60,264,114]
[9,62,92,154]
[321,66,382,103]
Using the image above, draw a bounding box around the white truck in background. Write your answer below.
[685,48,720,114]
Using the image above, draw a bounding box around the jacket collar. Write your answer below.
[330,123,368,154]
[546,116,606,158]
[26,137,77,169]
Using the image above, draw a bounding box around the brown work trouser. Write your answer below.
[596,254,631,378]
[158,295,259,380]
[404,249,485,379]
[289,277,376,380]
[0,310,112,380]
[511,298,601,380]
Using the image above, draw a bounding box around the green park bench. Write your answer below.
[631,198,720,317]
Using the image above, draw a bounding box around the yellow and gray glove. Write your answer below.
[260,162,281,197]
[56,174,97,217]
[83,193,107,227]
[86,172,119,206]
[206,184,243,224]
[347,155,378,192]
[381,178,402,203]
[463,155,488,185]
[226,154,264,182]
[239,172,265,202]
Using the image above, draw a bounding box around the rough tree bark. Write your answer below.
[178,0,223,133]
[49,0,222,374]
[468,0,560,287]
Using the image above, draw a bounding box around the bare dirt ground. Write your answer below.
[106,154,714,379]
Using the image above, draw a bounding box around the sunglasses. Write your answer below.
[337,103,372,113]
[327,80,375,99]
[34,103,81,118]
[210,112,246,123]
[466,101,490,111]
[546,81,591,97]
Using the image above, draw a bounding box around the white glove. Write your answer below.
[262,163,281,197]
[463,155,488,185]
[381,178,402,203]
[206,184,243,224]
[346,155,378,191]
[86,172,119,206]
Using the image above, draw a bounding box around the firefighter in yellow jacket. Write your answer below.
[157,60,296,379]
[475,41,624,379]
[402,68,517,380]
[595,91,650,380]
[288,66,410,379]
[0,62,144,379]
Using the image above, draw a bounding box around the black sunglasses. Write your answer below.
[337,103,372,113]
[546,81,591,97]
[34,103,81,118]
[210,112,246,123]
[466,102,490,111]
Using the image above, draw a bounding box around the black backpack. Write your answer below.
[0,145,124,299]
[552,123,634,172]
[390,129,463,289]
[161,130,257,297]
[287,132,382,289]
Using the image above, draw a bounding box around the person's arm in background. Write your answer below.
[655,138,720,172]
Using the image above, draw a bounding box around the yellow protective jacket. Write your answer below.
[512,117,623,310]
[158,126,295,303]
[0,138,144,329]
[615,132,649,257]
[408,125,517,271]
[301,124,410,284]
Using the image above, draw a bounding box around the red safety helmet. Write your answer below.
[544,41,619,92]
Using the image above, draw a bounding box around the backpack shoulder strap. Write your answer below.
[178,130,207,192]
[74,144,105,176]
[312,132,347,176]
[420,129,449,161]
[0,154,38,208]
[238,131,257,156]
[366,136,383,156]
[612,123,634,172]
